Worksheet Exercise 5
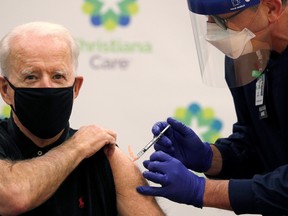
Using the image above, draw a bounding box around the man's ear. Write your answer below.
[263,0,283,23]
[0,76,12,105]
[73,76,83,99]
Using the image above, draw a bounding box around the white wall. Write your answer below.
[0,1,258,215]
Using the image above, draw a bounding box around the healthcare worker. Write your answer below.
[137,0,288,215]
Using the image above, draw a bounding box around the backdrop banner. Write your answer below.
[0,1,257,215]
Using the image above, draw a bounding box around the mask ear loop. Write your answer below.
[245,3,286,52]
[241,2,286,35]
[3,77,17,114]
[72,78,76,88]
[3,77,17,90]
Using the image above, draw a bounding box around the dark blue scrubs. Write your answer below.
[214,48,288,215]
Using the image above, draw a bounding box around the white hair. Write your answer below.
[0,21,80,77]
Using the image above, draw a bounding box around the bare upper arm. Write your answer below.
[105,146,165,216]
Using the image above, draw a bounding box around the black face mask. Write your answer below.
[5,78,74,139]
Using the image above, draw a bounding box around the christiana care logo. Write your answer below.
[82,0,139,31]
[174,102,223,143]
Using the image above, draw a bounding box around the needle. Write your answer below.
[135,124,171,160]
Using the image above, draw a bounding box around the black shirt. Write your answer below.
[0,117,117,216]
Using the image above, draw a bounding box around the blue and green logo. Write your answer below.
[82,0,139,31]
[174,102,223,143]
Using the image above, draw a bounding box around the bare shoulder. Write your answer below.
[106,146,165,216]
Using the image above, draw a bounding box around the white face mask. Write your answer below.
[205,23,256,59]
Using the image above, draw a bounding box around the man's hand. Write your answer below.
[152,117,213,172]
[137,151,205,208]
[72,125,117,158]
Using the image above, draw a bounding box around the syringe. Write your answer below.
[135,124,171,160]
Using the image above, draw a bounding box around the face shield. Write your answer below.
[188,0,272,88]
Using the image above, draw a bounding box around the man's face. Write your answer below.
[0,33,83,140]
[7,34,75,89]
[3,34,78,110]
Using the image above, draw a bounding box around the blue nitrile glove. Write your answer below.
[137,151,205,208]
[152,117,213,172]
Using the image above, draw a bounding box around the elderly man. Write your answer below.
[0,22,164,216]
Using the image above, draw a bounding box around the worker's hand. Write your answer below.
[137,151,205,208]
[152,117,212,172]
[72,125,117,158]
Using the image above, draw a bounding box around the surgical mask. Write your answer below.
[6,78,74,139]
[206,23,255,59]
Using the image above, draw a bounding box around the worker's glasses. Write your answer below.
[211,9,245,30]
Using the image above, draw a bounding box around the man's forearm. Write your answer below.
[205,144,223,176]
[203,179,232,210]
[203,145,232,210]
[0,139,85,215]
